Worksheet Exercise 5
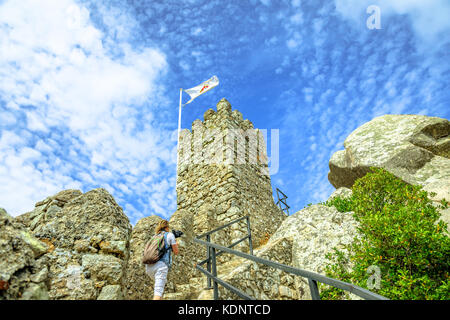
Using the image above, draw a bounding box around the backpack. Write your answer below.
[142,232,167,265]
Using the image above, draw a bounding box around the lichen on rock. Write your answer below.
[0,207,50,300]
[10,188,132,300]
[328,115,450,203]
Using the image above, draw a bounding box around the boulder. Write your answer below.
[97,285,123,300]
[269,204,359,299]
[81,254,124,284]
[0,208,50,300]
[328,187,352,201]
[15,188,132,300]
[328,115,450,203]
[15,189,83,228]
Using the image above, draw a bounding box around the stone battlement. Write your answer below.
[178,98,269,170]
[202,98,255,131]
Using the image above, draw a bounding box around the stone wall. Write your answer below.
[122,215,162,300]
[176,98,286,253]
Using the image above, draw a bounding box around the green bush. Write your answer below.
[324,195,353,213]
[321,167,450,300]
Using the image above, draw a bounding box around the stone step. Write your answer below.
[190,246,272,300]
[196,288,214,300]
[189,276,205,287]
[164,291,189,300]
[176,283,192,291]
[166,279,208,300]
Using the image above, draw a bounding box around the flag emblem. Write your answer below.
[183,76,219,105]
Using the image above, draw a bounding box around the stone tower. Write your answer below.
[176,98,286,250]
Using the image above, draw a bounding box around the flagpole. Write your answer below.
[176,88,182,189]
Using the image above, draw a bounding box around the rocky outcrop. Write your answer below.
[0,208,49,300]
[328,115,450,231]
[10,188,132,300]
[328,187,353,201]
[328,115,449,202]
[270,203,357,277]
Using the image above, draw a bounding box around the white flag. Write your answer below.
[183,75,219,105]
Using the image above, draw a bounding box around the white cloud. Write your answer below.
[290,13,303,25]
[303,87,314,103]
[286,32,302,49]
[291,0,302,8]
[0,111,16,126]
[0,0,176,221]
[191,27,203,36]
[0,0,167,129]
[335,0,450,47]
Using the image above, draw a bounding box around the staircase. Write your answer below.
[165,253,250,300]
[194,254,250,300]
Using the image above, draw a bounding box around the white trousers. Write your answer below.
[145,260,169,297]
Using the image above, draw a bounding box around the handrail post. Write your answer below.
[211,246,219,300]
[308,279,321,300]
[206,235,212,289]
[246,216,253,255]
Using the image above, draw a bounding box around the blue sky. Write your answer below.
[0,0,449,224]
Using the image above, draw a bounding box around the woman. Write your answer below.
[145,220,179,300]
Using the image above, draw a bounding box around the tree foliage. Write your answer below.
[321,168,450,300]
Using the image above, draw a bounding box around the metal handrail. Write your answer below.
[196,216,248,239]
[196,264,255,300]
[194,216,388,300]
[195,216,253,295]
[197,235,250,266]
[276,187,290,216]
